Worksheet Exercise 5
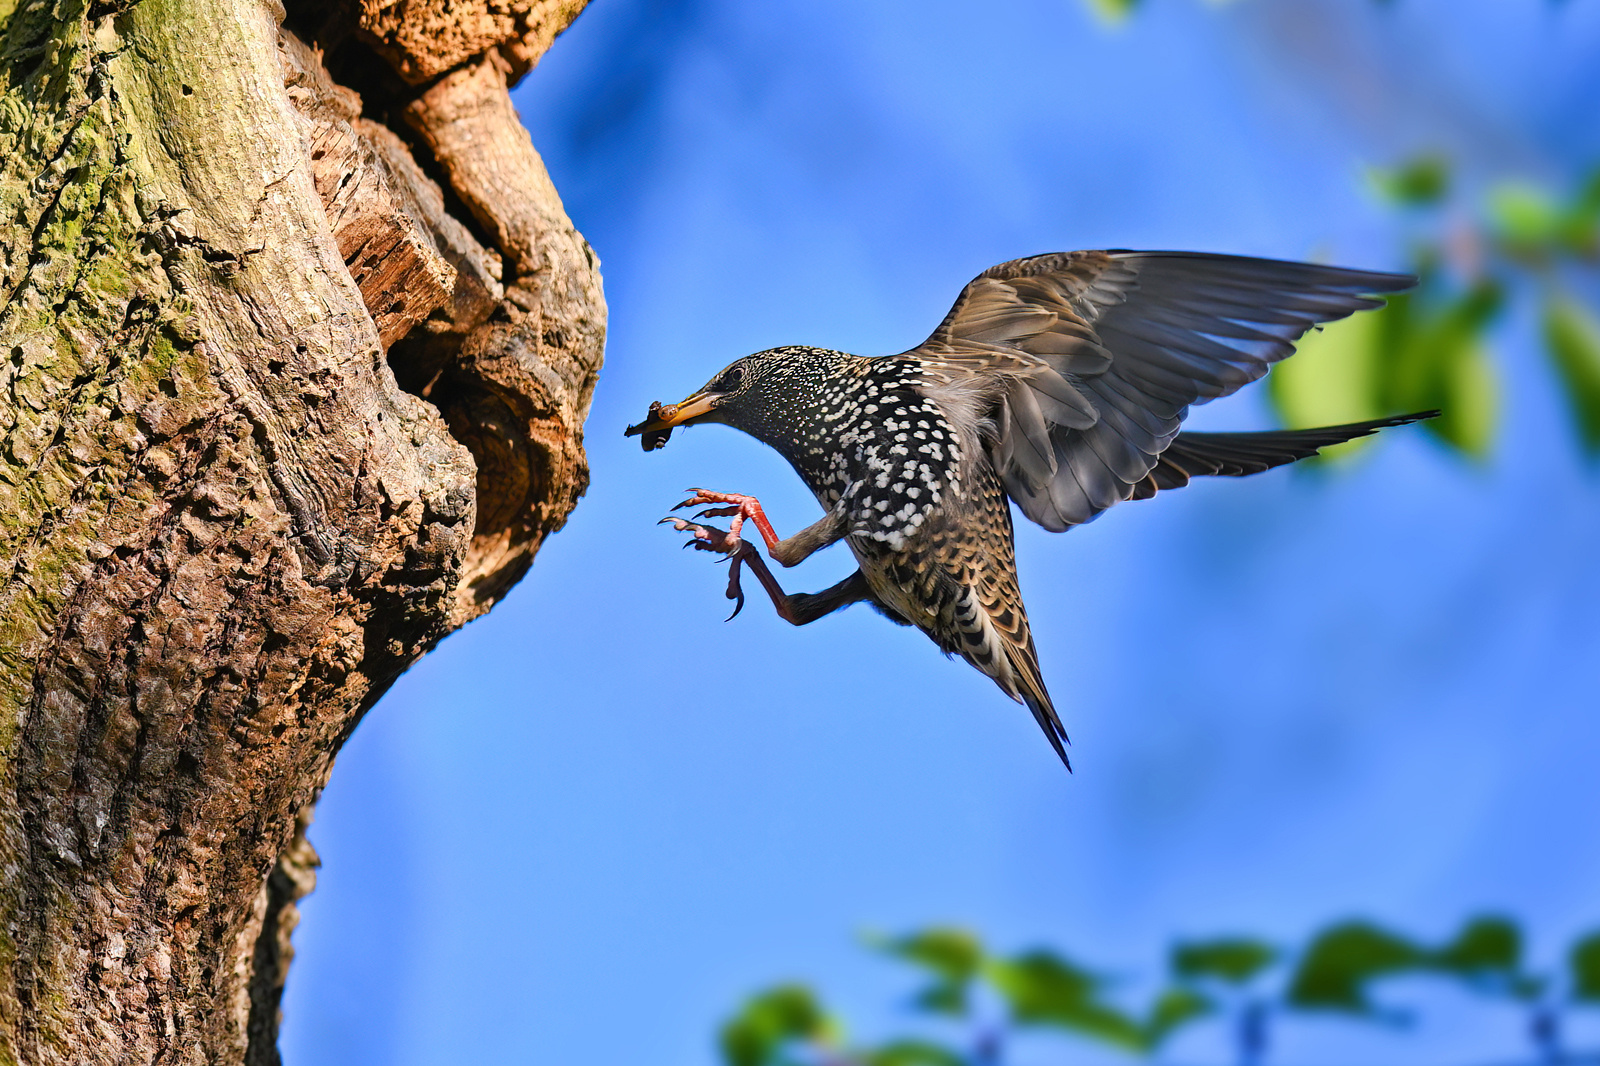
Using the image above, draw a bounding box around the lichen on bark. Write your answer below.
[0,0,602,1061]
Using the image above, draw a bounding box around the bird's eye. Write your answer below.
[721,366,745,390]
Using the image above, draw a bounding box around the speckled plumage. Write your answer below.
[629,250,1430,768]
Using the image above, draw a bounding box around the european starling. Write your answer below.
[626,251,1432,769]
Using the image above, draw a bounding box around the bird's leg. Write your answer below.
[672,489,848,567]
[662,514,872,624]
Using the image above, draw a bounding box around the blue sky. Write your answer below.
[282,2,1600,1063]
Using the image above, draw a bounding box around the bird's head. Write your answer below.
[625,346,847,451]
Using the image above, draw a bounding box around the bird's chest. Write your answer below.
[791,391,966,554]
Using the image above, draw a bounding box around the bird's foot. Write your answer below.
[671,488,780,551]
[659,516,755,620]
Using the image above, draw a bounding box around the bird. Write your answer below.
[625,250,1434,769]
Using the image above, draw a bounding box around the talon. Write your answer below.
[657,490,784,619]
[724,554,746,620]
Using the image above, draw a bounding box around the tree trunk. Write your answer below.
[0,0,603,1061]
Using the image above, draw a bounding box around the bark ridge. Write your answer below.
[0,0,602,1060]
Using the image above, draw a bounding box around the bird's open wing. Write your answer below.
[900,251,1415,531]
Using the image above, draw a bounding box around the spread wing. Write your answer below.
[900,250,1415,531]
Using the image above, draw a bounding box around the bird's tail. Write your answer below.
[1006,640,1071,772]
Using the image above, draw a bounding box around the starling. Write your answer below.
[626,250,1433,769]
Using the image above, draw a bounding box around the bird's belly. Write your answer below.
[845,525,961,639]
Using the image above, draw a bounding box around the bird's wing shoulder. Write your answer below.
[897,250,1414,531]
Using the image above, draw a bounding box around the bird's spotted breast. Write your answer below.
[785,362,966,552]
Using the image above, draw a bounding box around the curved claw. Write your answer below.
[658,498,762,621]
[724,556,746,621]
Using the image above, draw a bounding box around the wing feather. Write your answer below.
[900,250,1415,530]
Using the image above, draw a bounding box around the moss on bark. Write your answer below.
[0,0,601,1060]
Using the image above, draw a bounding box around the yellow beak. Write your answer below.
[624,391,721,450]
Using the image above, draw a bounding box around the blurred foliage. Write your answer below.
[1172,937,1277,985]
[1286,916,1537,1016]
[1269,159,1600,461]
[720,915,1600,1066]
[1085,0,1140,24]
[720,985,835,1066]
[1369,155,1451,208]
[1544,296,1600,453]
[1573,933,1600,1003]
[723,5,1599,1064]
[876,928,984,1016]
[1080,2,1600,460]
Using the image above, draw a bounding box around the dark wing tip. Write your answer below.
[1105,249,1418,294]
[1310,409,1440,444]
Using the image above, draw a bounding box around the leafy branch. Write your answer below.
[1268,159,1600,460]
[719,916,1600,1066]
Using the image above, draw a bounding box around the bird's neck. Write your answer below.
[745,354,923,506]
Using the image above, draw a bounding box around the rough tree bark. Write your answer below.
[0,0,604,1062]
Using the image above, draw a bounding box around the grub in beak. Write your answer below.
[625,393,720,451]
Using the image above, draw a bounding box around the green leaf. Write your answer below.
[1383,282,1494,404]
[877,928,984,1017]
[1171,938,1280,986]
[1575,168,1600,219]
[1144,986,1214,1045]
[987,950,1097,1014]
[1490,182,1565,253]
[1085,0,1140,23]
[1433,916,1522,977]
[911,984,967,1016]
[1556,169,1600,257]
[1267,306,1383,457]
[1286,922,1424,1015]
[1430,915,1541,999]
[1369,155,1450,207]
[1378,282,1501,457]
[1430,338,1497,457]
[719,985,832,1066]
[879,928,984,981]
[1569,931,1600,1003]
[1489,171,1600,261]
[862,1039,967,1066]
[987,951,1146,1050]
[1542,296,1600,455]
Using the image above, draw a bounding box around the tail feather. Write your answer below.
[1130,410,1439,500]
[953,582,1072,771]
[1007,643,1071,772]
